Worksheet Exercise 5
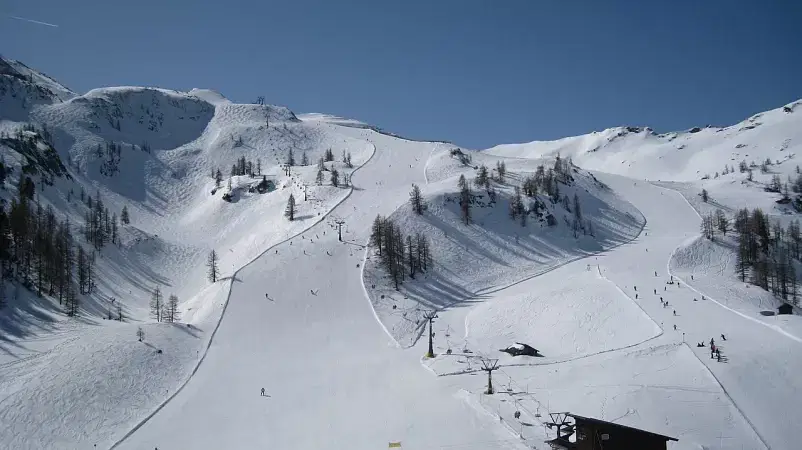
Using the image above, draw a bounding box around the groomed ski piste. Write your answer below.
[1,56,802,449]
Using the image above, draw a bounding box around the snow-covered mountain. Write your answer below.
[1,56,801,450]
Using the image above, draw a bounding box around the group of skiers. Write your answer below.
[649,272,729,363]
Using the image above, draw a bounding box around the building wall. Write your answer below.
[574,421,668,450]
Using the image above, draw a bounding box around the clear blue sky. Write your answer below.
[3,0,801,149]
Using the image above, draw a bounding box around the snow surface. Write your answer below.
[2,57,802,450]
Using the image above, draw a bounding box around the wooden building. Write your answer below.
[778,303,794,315]
[546,412,677,450]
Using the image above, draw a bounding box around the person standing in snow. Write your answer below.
[261,388,265,396]
[673,310,676,316]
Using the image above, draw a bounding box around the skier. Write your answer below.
[691,275,694,280]
[635,294,638,299]
[673,324,677,331]
[654,289,657,294]
[664,286,667,291]
[634,286,637,291]
[721,334,726,341]
[660,297,663,302]
[716,352,721,362]
[655,271,657,276]
[673,310,676,316]
[261,388,265,396]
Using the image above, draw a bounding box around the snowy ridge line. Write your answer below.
[110,139,378,449]
[653,183,802,344]
[681,342,771,450]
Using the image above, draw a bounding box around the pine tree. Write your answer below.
[164,294,180,323]
[150,285,163,322]
[325,148,334,162]
[316,168,324,185]
[301,151,309,166]
[285,194,296,221]
[214,169,223,188]
[121,205,130,225]
[256,158,262,176]
[330,169,340,187]
[207,250,219,283]
[409,184,425,214]
[286,149,295,166]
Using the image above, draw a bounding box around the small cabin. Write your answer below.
[778,303,794,315]
[546,413,677,450]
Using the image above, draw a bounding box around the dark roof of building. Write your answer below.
[778,303,793,309]
[567,414,678,442]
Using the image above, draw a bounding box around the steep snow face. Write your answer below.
[0,57,76,122]
[364,147,644,347]
[34,86,217,151]
[486,100,802,182]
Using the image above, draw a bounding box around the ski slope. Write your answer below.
[2,56,802,449]
[114,124,530,450]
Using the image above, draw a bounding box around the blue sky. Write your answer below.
[2,0,801,149]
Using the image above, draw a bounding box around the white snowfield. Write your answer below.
[2,57,802,449]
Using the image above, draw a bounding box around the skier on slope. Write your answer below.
[261,388,265,396]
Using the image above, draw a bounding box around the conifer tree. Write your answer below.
[285,194,296,221]
[410,184,425,215]
[207,250,219,283]
[150,285,163,322]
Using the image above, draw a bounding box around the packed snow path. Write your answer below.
[116,131,526,449]
[581,174,801,449]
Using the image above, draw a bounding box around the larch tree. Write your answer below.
[164,294,180,323]
[495,161,506,183]
[330,169,340,187]
[150,285,163,322]
[301,151,309,166]
[316,168,325,185]
[286,149,295,167]
[409,184,425,215]
[475,165,489,189]
[207,250,220,283]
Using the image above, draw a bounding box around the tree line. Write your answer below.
[703,206,801,305]
[370,215,433,290]
[0,176,133,316]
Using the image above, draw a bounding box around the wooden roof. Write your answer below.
[567,413,678,442]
